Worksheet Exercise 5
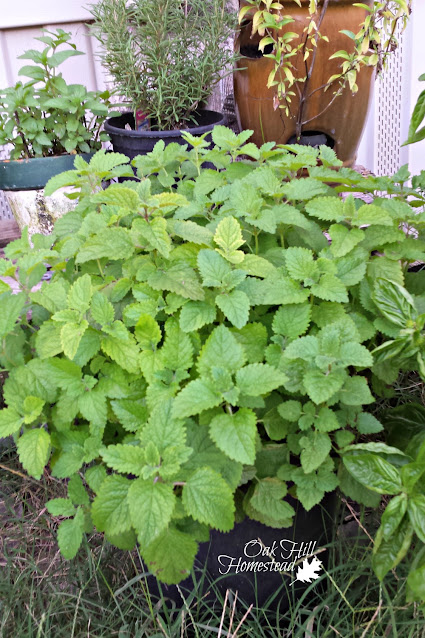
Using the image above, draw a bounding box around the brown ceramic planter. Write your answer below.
[234,0,375,166]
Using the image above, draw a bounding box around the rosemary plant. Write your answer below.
[90,0,238,131]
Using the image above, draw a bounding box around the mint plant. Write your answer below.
[0,29,113,159]
[1,133,425,599]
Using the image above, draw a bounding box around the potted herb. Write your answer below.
[1,132,425,608]
[89,0,239,159]
[234,0,412,166]
[0,29,113,235]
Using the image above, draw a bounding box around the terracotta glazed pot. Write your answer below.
[234,0,375,166]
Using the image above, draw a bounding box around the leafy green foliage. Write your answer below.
[2,136,425,598]
[0,29,113,158]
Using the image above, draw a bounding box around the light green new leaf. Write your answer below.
[214,216,245,264]
[92,185,140,209]
[17,428,51,479]
[215,290,250,329]
[282,179,329,203]
[57,508,85,559]
[139,400,186,453]
[182,467,234,531]
[173,378,223,418]
[135,314,161,348]
[0,407,24,437]
[128,479,176,547]
[142,526,198,584]
[92,475,132,535]
[236,363,287,396]
[209,408,257,464]
[356,412,383,434]
[283,335,319,361]
[85,465,107,494]
[61,320,88,360]
[90,291,114,326]
[67,274,92,314]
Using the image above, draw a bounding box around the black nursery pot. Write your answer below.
[103,109,226,161]
[149,491,338,614]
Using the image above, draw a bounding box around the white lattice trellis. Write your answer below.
[373,22,411,177]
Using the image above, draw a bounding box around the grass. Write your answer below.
[0,444,424,638]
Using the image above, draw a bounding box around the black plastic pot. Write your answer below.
[0,153,93,191]
[148,491,338,613]
[103,110,226,161]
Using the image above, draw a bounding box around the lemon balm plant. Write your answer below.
[1,134,425,601]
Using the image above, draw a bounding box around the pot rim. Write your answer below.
[104,109,225,138]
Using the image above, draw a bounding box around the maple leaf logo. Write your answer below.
[291,556,322,585]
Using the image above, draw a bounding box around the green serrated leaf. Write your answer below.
[128,479,176,547]
[209,408,257,464]
[214,216,245,264]
[92,475,132,535]
[57,508,85,559]
[182,467,234,531]
[142,526,198,584]
[173,378,222,418]
[17,428,51,479]
[215,290,250,329]
[236,363,287,396]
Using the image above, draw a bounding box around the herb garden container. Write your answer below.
[104,110,226,161]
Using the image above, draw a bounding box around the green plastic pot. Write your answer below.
[0,153,93,191]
